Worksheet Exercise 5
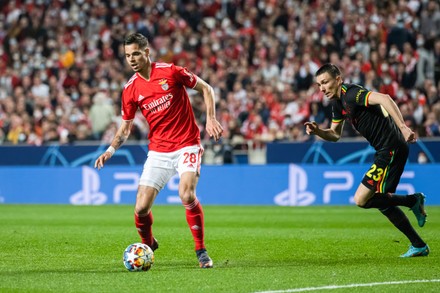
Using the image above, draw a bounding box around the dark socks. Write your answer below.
[380,206,426,248]
[363,193,417,209]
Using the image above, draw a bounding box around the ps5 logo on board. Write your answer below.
[70,166,107,205]
[274,164,316,206]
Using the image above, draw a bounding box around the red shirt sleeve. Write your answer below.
[173,65,198,89]
[121,75,138,120]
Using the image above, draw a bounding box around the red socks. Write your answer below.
[134,212,154,247]
[183,198,205,251]
[134,199,205,251]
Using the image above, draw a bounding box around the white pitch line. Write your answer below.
[255,279,440,293]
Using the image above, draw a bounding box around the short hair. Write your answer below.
[315,63,341,78]
[124,33,149,50]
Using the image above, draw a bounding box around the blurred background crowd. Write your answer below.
[1,0,440,148]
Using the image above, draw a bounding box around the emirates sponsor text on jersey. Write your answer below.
[142,93,174,114]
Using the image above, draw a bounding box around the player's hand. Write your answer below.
[206,117,223,142]
[304,121,319,135]
[400,125,417,143]
[94,152,112,170]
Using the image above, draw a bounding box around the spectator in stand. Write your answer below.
[419,0,440,41]
[89,91,115,140]
[424,111,440,137]
[379,71,397,99]
[424,79,440,106]
[415,33,435,87]
[241,110,268,142]
[308,101,328,130]
[396,42,418,89]
[434,39,440,86]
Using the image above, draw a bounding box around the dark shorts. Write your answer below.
[361,143,409,193]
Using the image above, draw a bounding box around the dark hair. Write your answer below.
[315,63,341,78]
[124,33,149,49]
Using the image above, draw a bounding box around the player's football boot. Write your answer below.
[150,238,159,252]
[196,249,213,268]
[410,193,427,227]
[400,245,430,258]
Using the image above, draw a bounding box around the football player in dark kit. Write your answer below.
[305,63,429,257]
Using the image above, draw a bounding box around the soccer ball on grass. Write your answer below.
[123,243,154,272]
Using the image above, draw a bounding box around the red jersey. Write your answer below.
[121,62,200,152]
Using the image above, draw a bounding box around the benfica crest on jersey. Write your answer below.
[158,79,169,91]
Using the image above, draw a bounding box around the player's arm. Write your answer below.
[304,120,344,142]
[94,119,134,169]
[368,92,416,143]
[193,77,223,141]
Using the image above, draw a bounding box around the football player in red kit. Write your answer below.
[95,33,223,268]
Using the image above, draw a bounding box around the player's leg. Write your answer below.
[353,183,428,256]
[355,146,428,256]
[179,172,204,250]
[179,171,213,268]
[383,145,429,257]
[354,184,419,209]
[383,205,429,258]
[176,145,213,268]
[134,185,159,250]
[135,152,176,250]
[384,146,427,227]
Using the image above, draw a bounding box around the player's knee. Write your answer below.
[135,198,152,215]
[179,190,196,203]
[134,204,150,215]
[354,196,368,208]
[179,186,196,203]
[178,179,197,203]
[355,201,366,208]
[134,187,155,215]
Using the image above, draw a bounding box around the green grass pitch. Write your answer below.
[0,205,439,292]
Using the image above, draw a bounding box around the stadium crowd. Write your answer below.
[0,0,440,148]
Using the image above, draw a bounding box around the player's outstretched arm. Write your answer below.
[94,120,133,169]
[368,92,416,143]
[194,77,223,141]
[304,120,344,142]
